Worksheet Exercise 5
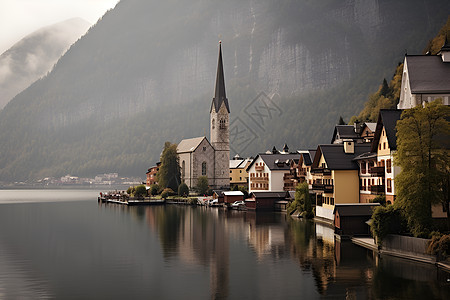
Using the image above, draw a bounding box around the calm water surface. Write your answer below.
[0,189,449,299]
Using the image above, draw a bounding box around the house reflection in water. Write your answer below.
[115,205,450,299]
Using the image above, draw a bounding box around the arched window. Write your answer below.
[182,161,185,180]
[212,119,215,129]
[202,162,207,176]
[219,118,226,129]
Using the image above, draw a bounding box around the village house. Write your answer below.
[146,162,160,187]
[397,38,450,109]
[246,146,298,193]
[311,141,371,222]
[229,154,251,188]
[370,109,402,204]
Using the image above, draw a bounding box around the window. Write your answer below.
[230,177,232,180]
[220,119,226,129]
[361,162,366,174]
[383,142,386,149]
[387,179,392,193]
[212,119,215,129]
[379,144,381,150]
[386,159,392,173]
[202,162,207,176]
[203,146,206,151]
[240,170,242,173]
[230,170,232,173]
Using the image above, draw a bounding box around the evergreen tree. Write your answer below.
[394,99,450,236]
[338,116,346,125]
[178,182,189,197]
[196,176,209,195]
[380,78,389,97]
[157,142,181,191]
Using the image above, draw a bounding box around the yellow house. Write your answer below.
[370,109,402,204]
[311,142,371,222]
[229,155,251,188]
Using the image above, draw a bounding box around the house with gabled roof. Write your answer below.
[247,152,299,193]
[397,38,450,109]
[229,154,252,188]
[311,141,371,222]
[370,109,402,204]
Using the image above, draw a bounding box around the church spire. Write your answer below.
[211,41,230,113]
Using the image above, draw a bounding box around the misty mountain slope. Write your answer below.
[0,18,91,110]
[0,0,449,181]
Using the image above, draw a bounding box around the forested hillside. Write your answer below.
[0,0,449,182]
[349,16,450,124]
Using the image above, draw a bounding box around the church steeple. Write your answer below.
[211,41,230,113]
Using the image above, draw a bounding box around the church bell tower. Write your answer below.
[210,41,230,189]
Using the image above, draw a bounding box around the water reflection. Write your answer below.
[110,203,450,299]
[0,194,448,299]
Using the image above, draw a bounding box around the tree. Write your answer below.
[134,185,147,198]
[394,99,450,236]
[178,182,189,197]
[338,116,346,125]
[150,184,159,196]
[157,142,181,192]
[380,78,389,97]
[196,176,209,195]
[288,182,313,218]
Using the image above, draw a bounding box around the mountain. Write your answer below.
[0,0,449,182]
[0,18,91,109]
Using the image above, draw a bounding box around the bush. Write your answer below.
[427,233,450,259]
[161,188,175,199]
[371,195,386,206]
[127,186,135,195]
[134,185,147,198]
[206,189,214,196]
[371,205,407,245]
[178,183,189,197]
[150,184,159,196]
[196,176,209,195]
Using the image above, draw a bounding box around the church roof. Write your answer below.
[210,42,230,113]
[405,55,450,93]
[177,136,209,153]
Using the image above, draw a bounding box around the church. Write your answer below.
[177,42,230,190]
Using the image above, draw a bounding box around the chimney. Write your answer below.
[343,139,354,154]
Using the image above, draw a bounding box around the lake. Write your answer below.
[0,189,449,299]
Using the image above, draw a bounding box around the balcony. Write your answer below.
[312,183,334,193]
[251,177,269,183]
[370,185,385,194]
[311,168,331,175]
[369,166,385,177]
[255,165,265,171]
[283,174,296,180]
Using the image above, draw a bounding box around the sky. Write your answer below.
[0,0,119,54]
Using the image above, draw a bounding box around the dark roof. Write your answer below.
[210,43,230,113]
[405,55,450,93]
[299,150,315,166]
[250,191,288,199]
[213,190,225,197]
[371,109,402,152]
[333,203,380,216]
[312,144,372,170]
[331,125,359,143]
[247,153,300,171]
[353,152,377,161]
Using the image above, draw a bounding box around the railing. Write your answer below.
[311,168,331,175]
[283,174,296,180]
[370,185,385,194]
[369,166,385,177]
[251,177,269,183]
[312,183,333,193]
[255,166,265,171]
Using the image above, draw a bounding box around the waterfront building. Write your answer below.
[397,38,450,109]
[177,42,230,190]
[311,142,371,222]
[246,147,298,193]
[146,162,160,187]
[229,154,251,188]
